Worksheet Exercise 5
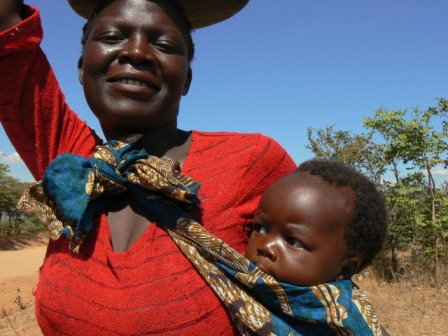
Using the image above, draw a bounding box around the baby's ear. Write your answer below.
[335,256,362,281]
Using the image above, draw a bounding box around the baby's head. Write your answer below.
[245,159,388,286]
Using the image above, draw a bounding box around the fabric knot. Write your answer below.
[17,134,201,252]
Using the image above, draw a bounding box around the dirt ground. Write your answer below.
[0,235,46,336]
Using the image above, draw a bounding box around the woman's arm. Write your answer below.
[0,3,100,180]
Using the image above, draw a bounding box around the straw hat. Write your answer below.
[67,0,249,29]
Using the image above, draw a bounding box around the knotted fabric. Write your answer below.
[18,134,200,252]
[18,135,382,335]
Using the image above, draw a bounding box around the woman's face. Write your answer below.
[79,0,192,138]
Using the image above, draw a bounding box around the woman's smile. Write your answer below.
[107,73,161,97]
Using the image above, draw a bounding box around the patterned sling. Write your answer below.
[18,135,383,336]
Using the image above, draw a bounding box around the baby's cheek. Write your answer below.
[244,239,256,260]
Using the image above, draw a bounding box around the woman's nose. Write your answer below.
[119,36,155,65]
[257,239,278,261]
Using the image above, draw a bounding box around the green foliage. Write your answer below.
[0,166,41,235]
[364,100,448,285]
[306,126,386,185]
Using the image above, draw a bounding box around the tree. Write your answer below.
[364,101,448,284]
[306,99,448,284]
[0,163,11,223]
[0,164,33,234]
[306,126,386,184]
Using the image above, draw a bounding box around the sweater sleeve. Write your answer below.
[0,6,100,180]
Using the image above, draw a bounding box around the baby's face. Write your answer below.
[245,174,357,286]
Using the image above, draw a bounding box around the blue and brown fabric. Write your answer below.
[18,135,383,336]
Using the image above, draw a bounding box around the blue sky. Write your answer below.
[1,0,448,181]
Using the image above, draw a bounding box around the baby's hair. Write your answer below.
[296,159,388,271]
[79,0,196,63]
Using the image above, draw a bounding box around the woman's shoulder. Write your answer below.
[189,130,295,174]
[191,130,274,144]
[191,130,291,157]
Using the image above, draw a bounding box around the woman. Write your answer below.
[0,0,296,334]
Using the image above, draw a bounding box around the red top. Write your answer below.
[0,7,296,335]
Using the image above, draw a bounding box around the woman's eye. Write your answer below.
[155,41,180,54]
[253,223,267,234]
[98,34,123,44]
[287,238,304,248]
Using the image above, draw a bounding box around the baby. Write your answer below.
[170,159,388,335]
[245,159,388,287]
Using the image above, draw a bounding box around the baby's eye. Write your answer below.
[286,237,304,248]
[253,223,267,234]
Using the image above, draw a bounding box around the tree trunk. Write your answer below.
[427,163,440,286]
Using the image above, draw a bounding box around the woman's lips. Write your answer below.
[107,73,161,95]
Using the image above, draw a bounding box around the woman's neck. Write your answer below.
[104,123,192,165]
[140,128,192,164]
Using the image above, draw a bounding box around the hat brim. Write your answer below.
[67,0,249,29]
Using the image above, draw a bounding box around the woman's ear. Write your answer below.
[335,256,362,281]
[182,66,192,96]
[77,56,83,85]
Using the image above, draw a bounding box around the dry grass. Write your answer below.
[355,271,448,336]
[0,290,42,336]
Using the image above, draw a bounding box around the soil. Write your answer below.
[0,234,47,335]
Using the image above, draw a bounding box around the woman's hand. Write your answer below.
[0,0,23,32]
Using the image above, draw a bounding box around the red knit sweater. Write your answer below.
[0,7,296,335]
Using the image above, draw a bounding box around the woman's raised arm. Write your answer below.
[0,2,99,180]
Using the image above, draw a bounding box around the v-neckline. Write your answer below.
[104,130,196,253]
